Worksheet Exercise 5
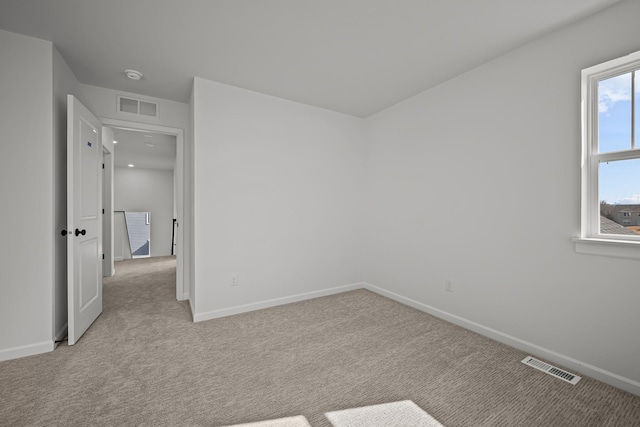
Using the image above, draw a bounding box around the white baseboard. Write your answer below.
[0,341,54,362]
[363,283,640,397]
[193,282,366,323]
[189,280,640,396]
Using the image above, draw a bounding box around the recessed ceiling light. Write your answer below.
[113,140,118,144]
[124,69,143,80]
[128,164,135,167]
[145,142,155,147]
[143,134,153,138]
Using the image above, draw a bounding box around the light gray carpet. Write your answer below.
[1,256,639,426]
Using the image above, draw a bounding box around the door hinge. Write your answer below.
[102,209,105,214]
[102,254,105,260]
[102,163,105,169]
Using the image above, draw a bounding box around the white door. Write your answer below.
[67,95,103,345]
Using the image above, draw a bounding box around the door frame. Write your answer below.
[102,130,115,277]
[101,118,187,301]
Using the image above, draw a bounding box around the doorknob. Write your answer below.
[61,230,71,236]
[75,228,86,236]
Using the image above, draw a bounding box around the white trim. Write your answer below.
[582,50,640,78]
[99,118,186,301]
[193,283,365,322]
[102,135,115,278]
[363,283,640,397]
[0,341,54,362]
[574,237,640,259]
[191,280,640,396]
[581,50,640,248]
[593,150,640,163]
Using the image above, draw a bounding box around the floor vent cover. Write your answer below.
[521,356,581,385]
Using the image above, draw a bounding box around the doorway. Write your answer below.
[101,119,186,301]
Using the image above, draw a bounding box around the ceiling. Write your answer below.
[112,128,176,170]
[0,0,623,117]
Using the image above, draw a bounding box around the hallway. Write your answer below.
[103,256,182,321]
[98,255,187,343]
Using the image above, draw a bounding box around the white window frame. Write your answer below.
[575,50,640,259]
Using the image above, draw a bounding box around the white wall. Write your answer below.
[114,167,175,257]
[0,30,55,359]
[78,84,189,130]
[192,78,365,319]
[52,45,81,341]
[2,3,638,395]
[363,0,640,392]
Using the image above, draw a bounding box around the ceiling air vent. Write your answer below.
[117,95,158,118]
[522,356,581,385]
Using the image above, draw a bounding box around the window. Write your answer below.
[579,50,640,254]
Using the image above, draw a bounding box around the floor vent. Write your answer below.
[521,356,581,385]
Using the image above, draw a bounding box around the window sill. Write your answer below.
[573,237,640,260]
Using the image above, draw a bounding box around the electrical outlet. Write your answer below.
[445,279,453,292]
[230,273,238,287]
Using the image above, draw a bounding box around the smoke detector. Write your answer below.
[124,69,143,80]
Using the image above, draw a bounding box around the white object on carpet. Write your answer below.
[325,400,444,427]
[223,415,312,427]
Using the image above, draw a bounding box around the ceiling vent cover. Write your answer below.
[521,356,581,385]
[117,95,158,118]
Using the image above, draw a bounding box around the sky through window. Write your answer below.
[598,72,639,205]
